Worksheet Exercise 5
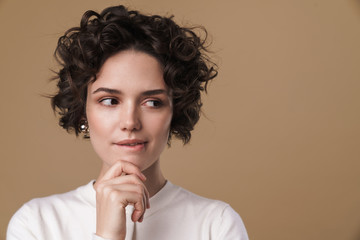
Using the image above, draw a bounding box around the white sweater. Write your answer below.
[7,180,249,240]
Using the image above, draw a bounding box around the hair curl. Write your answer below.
[51,5,217,144]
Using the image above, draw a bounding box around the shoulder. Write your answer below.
[165,182,249,239]
[8,187,78,224]
[171,183,230,211]
[7,181,95,239]
[16,180,94,214]
[169,183,238,216]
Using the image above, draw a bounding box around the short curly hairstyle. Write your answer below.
[51,5,217,144]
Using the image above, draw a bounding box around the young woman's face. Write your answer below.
[86,50,173,171]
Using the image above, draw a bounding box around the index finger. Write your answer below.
[101,161,146,182]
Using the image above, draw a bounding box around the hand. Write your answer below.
[94,161,150,240]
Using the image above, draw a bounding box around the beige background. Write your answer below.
[1,0,360,239]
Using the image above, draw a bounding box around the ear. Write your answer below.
[78,118,90,139]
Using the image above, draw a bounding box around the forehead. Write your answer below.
[89,50,166,92]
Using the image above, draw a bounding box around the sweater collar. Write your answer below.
[77,179,179,215]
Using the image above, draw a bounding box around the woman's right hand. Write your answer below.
[94,161,150,240]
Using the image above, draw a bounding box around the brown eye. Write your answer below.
[100,98,119,106]
[145,100,163,108]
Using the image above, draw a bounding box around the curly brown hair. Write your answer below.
[51,5,217,144]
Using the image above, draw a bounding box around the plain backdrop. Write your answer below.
[1,0,360,239]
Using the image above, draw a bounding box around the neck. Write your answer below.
[142,160,166,197]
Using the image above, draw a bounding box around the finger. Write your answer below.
[132,200,146,222]
[101,161,146,182]
[97,182,145,197]
[145,185,150,209]
[109,188,146,222]
[138,214,144,223]
[100,185,147,217]
[95,174,150,213]
[104,174,147,187]
[107,174,150,209]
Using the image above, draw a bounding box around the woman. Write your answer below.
[7,5,248,240]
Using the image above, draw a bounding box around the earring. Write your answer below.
[79,120,90,138]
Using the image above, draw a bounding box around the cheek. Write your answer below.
[87,110,116,162]
[87,108,114,140]
[147,112,172,139]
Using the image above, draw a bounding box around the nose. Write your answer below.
[119,103,141,132]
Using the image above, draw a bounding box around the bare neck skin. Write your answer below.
[141,160,167,197]
[95,160,166,198]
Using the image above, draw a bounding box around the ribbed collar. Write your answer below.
[145,180,180,217]
[76,179,180,216]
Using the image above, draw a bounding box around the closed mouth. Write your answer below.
[115,139,148,146]
[120,142,145,146]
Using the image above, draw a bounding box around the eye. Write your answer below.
[144,99,163,108]
[99,98,119,106]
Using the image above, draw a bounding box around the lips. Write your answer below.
[114,139,148,150]
[121,142,144,146]
[116,139,147,145]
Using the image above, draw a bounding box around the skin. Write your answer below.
[86,50,173,240]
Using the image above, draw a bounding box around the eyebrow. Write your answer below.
[141,89,167,96]
[92,87,168,96]
[92,87,120,94]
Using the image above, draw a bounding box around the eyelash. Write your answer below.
[98,98,163,108]
[99,98,119,106]
[144,99,163,108]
